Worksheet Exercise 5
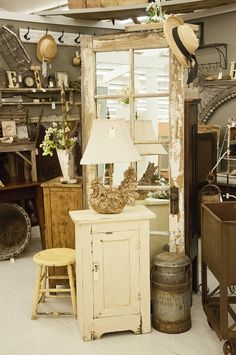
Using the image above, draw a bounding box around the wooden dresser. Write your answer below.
[41,177,82,249]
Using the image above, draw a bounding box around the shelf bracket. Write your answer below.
[197,43,227,72]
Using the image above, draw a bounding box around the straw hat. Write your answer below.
[163,15,199,68]
[37,34,57,63]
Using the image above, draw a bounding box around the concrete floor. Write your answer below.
[0,227,224,355]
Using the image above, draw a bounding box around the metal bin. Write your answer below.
[201,202,236,341]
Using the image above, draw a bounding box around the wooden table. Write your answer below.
[0,142,38,182]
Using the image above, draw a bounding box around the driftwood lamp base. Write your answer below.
[90,167,137,214]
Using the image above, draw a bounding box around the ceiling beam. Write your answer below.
[180,3,236,20]
[0,11,124,30]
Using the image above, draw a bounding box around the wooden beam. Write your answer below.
[169,52,185,253]
[81,35,97,209]
[181,3,236,20]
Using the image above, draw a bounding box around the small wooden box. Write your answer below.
[68,0,86,8]
[86,0,118,7]
[86,0,103,7]
[69,0,148,8]
[117,0,148,4]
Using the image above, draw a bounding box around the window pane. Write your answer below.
[134,97,169,127]
[134,48,169,94]
[96,98,130,120]
[96,51,130,96]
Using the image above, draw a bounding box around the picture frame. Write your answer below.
[56,71,69,89]
[2,120,17,137]
[16,124,28,139]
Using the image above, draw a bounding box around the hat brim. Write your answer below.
[163,16,190,69]
[37,34,57,63]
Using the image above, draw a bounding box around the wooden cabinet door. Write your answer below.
[46,187,82,248]
[93,230,140,319]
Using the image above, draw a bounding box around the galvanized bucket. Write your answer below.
[151,252,192,334]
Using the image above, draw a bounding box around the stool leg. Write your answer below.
[41,265,47,303]
[67,264,77,318]
[32,264,43,320]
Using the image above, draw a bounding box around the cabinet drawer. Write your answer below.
[91,220,139,234]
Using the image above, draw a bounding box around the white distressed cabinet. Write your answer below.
[69,205,155,341]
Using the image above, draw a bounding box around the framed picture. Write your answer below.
[17,124,28,139]
[2,120,17,137]
[56,71,69,88]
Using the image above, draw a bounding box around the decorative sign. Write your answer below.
[230,61,236,79]
[56,71,69,88]
[6,71,19,88]
[2,120,17,137]
[17,124,28,139]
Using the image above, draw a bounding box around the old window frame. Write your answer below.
[80,30,185,252]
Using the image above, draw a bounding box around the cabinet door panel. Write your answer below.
[93,230,140,318]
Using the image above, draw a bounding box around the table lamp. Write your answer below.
[80,119,141,214]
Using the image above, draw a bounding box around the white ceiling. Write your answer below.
[0,0,67,13]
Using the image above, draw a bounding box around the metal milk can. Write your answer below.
[151,252,192,334]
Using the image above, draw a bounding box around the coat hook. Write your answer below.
[58,30,64,44]
[24,27,30,41]
[74,33,80,45]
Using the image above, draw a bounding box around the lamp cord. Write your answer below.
[210,149,230,174]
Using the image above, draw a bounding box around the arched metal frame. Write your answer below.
[199,84,236,124]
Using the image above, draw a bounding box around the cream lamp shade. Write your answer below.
[134,120,168,156]
[80,119,141,165]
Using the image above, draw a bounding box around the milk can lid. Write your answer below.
[152,252,190,268]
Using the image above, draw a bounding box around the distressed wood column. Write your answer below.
[169,53,185,253]
[81,34,97,209]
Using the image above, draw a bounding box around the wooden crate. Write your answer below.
[117,0,148,5]
[68,0,86,9]
[70,0,148,8]
[87,0,117,7]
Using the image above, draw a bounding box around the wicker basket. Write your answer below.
[0,203,31,260]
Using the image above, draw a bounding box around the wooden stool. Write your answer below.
[31,248,76,320]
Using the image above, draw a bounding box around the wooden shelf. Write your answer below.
[0,179,41,191]
[0,88,76,94]
[197,79,236,86]
[1,101,62,106]
[36,0,236,21]
[0,141,36,153]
